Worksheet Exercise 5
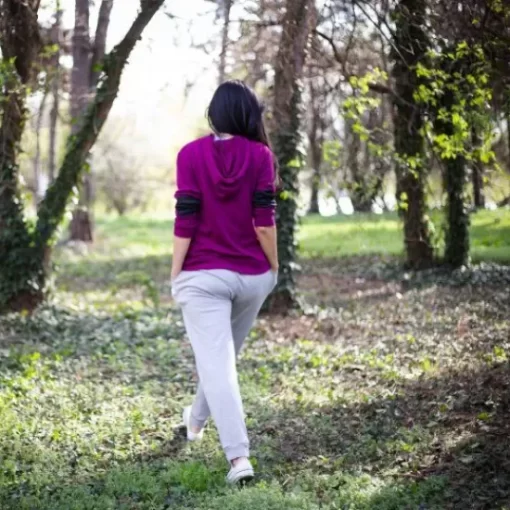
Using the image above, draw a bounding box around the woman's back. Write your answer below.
[174,134,275,275]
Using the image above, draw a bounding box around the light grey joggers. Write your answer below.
[172,269,277,461]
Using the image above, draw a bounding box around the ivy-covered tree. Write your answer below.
[416,43,494,268]
[391,0,434,268]
[267,0,315,313]
[0,0,165,313]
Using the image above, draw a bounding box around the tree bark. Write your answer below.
[49,6,62,183]
[71,0,91,133]
[1,0,164,312]
[307,76,322,215]
[0,0,44,311]
[444,155,469,267]
[69,0,93,241]
[266,0,315,314]
[218,0,233,84]
[391,0,434,269]
[90,0,114,88]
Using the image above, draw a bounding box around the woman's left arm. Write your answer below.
[172,147,201,279]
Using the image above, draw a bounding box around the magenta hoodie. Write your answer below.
[174,134,276,275]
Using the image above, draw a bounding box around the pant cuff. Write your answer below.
[224,444,250,462]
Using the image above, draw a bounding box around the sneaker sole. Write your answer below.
[227,469,255,485]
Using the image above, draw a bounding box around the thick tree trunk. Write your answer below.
[218,0,233,84]
[0,1,44,311]
[391,0,433,269]
[266,0,315,314]
[49,7,62,183]
[1,0,164,313]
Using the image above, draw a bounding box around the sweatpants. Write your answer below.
[172,269,277,461]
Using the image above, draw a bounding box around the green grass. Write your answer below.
[1,210,510,508]
[85,209,510,263]
[300,209,510,263]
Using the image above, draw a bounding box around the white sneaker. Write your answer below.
[182,406,204,441]
[226,458,254,485]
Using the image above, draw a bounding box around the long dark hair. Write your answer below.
[207,80,272,149]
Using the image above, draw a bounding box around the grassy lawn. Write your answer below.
[83,209,510,263]
[0,211,509,509]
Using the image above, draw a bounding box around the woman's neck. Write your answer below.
[215,133,234,140]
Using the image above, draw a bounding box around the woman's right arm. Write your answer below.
[255,225,278,272]
[253,148,278,272]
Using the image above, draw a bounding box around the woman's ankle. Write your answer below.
[190,424,202,434]
[231,456,249,467]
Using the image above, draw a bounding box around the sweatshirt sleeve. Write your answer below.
[253,148,276,227]
[174,148,201,238]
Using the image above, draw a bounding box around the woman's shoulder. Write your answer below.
[178,135,211,158]
[245,139,274,160]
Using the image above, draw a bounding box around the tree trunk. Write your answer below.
[69,0,93,241]
[471,127,485,209]
[266,0,315,314]
[444,155,469,267]
[346,116,371,213]
[391,0,433,269]
[0,0,44,311]
[433,55,470,268]
[218,0,233,84]
[69,0,114,241]
[49,6,62,183]
[307,76,322,215]
[308,169,320,215]
[1,0,165,313]
[90,0,114,88]
[71,0,91,133]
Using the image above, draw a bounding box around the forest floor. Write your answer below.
[0,212,509,509]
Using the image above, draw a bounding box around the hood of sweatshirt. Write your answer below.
[203,135,253,199]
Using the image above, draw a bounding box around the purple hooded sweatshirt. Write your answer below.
[174,134,276,275]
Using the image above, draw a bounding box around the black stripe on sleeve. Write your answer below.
[176,195,201,217]
[253,189,276,209]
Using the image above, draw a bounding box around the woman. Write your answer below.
[171,80,279,484]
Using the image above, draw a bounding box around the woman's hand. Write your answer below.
[171,236,192,281]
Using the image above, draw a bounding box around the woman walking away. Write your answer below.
[171,80,279,484]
